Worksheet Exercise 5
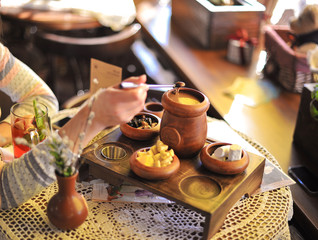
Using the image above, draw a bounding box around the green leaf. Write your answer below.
[50,151,60,160]
[312,84,318,101]
[33,100,46,141]
[63,167,73,177]
[310,99,318,120]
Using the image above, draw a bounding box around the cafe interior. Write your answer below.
[0,0,318,239]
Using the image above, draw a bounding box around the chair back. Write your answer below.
[33,23,143,100]
[34,23,141,60]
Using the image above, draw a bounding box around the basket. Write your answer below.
[263,25,315,93]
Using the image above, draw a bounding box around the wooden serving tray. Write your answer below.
[81,127,265,240]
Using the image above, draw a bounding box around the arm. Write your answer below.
[0,43,59,146]
[0,75,148,209]
[61,75,148,150]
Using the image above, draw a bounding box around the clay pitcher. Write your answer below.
[47,171,88,230]
[160,87,210,158]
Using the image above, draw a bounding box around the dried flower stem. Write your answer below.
[71,95,96,172]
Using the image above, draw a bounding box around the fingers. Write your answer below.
[115,74,147,89]
[114,75,149,93]
[92,84,148,127]
[123,74,147,84]
[136,74,147,84]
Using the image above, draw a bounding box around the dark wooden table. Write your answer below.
[0,4,100,31]
[135,1,318,238]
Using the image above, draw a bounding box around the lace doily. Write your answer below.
[0,132,292,240]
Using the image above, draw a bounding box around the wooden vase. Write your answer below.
[160,87,210,158]
[47,171,88,230]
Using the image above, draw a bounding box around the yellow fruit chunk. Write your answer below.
[160,150,170,159]
[137,150,149,157]
[153,153,161,162]
[156,140,168,152]
[148,149,155,156]
[161,156,173,166]
[154,159,161,167]
[150,145,158,155]
[168,149,174,157]
[137,155,154,167]
[136,140,175,168]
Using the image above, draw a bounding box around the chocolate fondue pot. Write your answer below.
[160,87,210,158]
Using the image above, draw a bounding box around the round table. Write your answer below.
[0,129,293,240]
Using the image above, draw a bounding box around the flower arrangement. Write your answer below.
[50,95,96,177]
[46,131,76,177]
[15,96,96,177]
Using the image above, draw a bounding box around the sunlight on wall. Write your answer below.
[224,95,249,132]
[270,0,317,24]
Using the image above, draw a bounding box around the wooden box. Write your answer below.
[171,0,265,49]
[293,83,318,159]
[81,127,265,239]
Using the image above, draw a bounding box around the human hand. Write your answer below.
[0,122,12,147]
[0,148,14,163]
[92,74,149,128]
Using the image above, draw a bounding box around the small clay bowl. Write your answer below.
[200,142,249,175]
[130,147,180,180]
[120,112,161,141]
[143,102,164,118]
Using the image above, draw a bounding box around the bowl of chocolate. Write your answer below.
[200,142,249,175]
[143,102,164,118]
[130,140,180,180]
[120,112,161,141]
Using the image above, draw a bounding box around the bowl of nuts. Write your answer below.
[130,140,180,180]
[120,112,161,141]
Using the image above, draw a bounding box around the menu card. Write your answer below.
[207,118,295,196]
[91,180,172,204]
[90,58,122,94]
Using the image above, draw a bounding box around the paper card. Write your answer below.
[207,118,295,195]
[91,182,173,203]
[92,183,110,202]
[90,58,122,94]
[253,159,295,195]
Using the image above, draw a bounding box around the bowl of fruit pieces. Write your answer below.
[130,140,180,180]
[120,112,161,141]
[200,142,249,175]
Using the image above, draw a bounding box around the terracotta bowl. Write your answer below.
[200,142,249,175]
[120,112,161,141]
[130,147,180,180]
[143,102,164,118]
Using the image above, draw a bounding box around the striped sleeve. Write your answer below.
[0,139,67,209]
[0,43,59,122]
